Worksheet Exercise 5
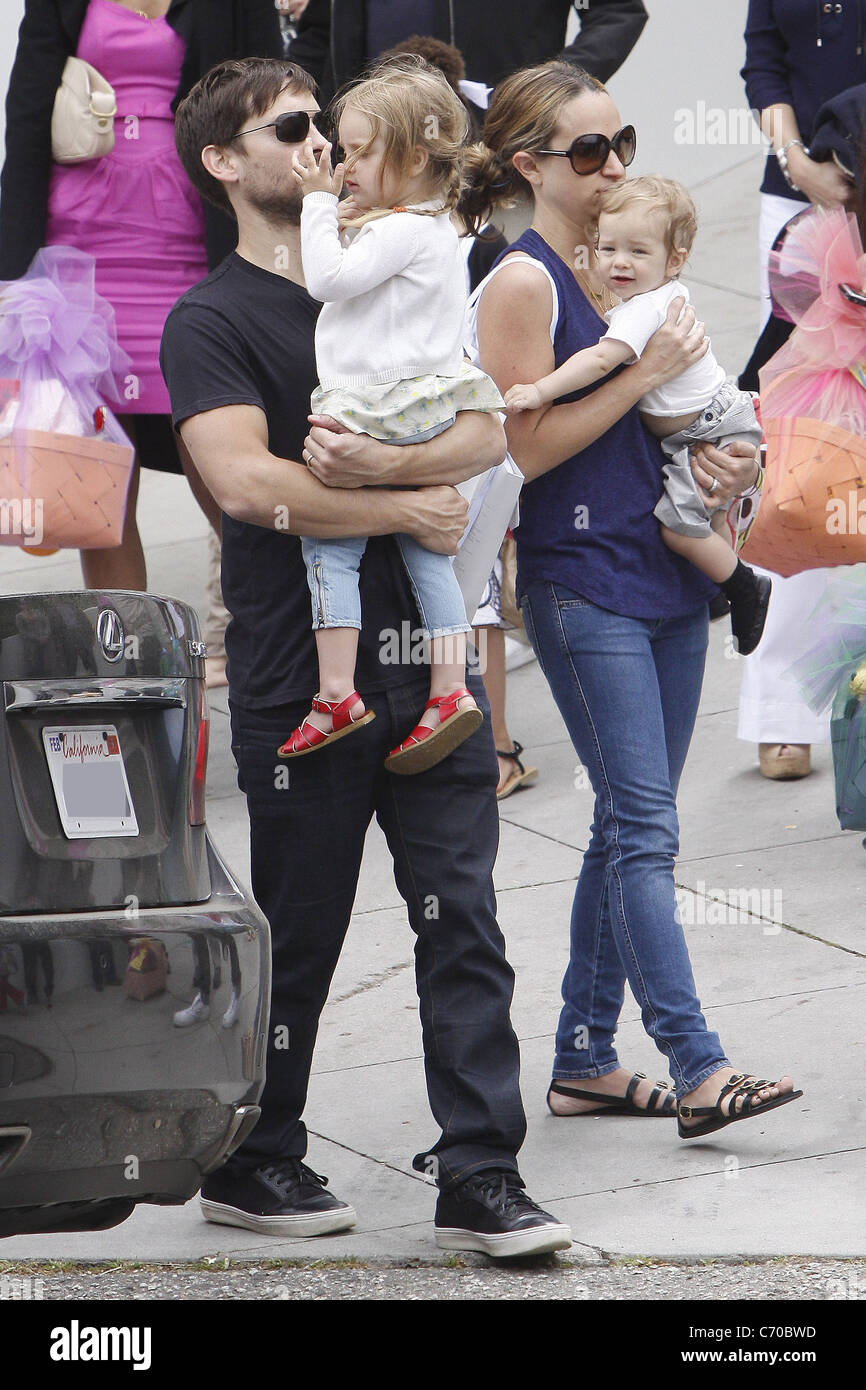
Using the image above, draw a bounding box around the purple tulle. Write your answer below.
[0,247,135,549]
[0,246,131,431]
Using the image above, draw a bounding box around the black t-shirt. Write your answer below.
[160,253,420,709]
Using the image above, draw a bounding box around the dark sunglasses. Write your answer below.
[230,110,331,144]
[536,125,636,175]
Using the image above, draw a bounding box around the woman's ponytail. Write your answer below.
[458,142,516,236]
[457,60,606,235]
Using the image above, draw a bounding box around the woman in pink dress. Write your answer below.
[0,0,283,590]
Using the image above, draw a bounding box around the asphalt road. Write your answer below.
[3,1257,864,1301]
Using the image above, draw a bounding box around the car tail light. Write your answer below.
[189,683,210,825]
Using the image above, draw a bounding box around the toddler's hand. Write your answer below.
[504,383,544,412]
[292,137,344,198]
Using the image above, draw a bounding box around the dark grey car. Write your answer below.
[0,591,269,1237]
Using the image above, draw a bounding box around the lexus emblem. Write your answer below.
[97,608,124,663]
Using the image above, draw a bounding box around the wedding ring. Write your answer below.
[708,476,719,493]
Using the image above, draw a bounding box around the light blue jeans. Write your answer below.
[300,420,469,639]
[301,532,470,637]
[521,580,730,1096]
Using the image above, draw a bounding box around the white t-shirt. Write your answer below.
[603,280,726,417]
[301,192,467,392]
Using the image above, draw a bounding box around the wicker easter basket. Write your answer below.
[0,428,134,549]
[739,414,866,577]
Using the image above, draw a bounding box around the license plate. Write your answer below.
[42,725,139,839]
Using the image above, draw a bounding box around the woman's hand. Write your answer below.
[787,148,855,209]
[634,297,709,392]
[690,439,760,510]
[291,137,343,199]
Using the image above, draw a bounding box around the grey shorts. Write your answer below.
[652,380,761,539]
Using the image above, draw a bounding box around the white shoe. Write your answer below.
[222,988,240,1029]
[173,993,210,1027]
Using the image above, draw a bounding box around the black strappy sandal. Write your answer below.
[677,1072,803,1140]
[546,1072,677,1117]
[496,741,539,800]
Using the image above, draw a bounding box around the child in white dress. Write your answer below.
[506,175,770,655]
[277,58,504,771]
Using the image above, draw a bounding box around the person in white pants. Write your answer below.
[738,197,837,780]
[739,0,860,779]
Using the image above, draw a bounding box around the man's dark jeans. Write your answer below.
[226,674,526,1191]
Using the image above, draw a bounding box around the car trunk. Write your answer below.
[0,592,210,913]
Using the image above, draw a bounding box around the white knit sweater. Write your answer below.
[300,192,467,392]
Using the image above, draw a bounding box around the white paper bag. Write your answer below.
[452,454,523,620]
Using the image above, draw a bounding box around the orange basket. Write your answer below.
[0,428,134,549]
[740,414,866,577]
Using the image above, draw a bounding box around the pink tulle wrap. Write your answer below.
[761,208,866,435]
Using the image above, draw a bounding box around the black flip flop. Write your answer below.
[496,741,538,800]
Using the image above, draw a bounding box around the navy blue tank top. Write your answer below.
[504,229,716,619]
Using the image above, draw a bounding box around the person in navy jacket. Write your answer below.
[288,0,648,106]
[742,0,863,213]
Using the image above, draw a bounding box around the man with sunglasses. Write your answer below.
[289,0,648,106]
[160,57,572,1258]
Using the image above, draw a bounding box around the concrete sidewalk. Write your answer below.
[1,66,863,1263]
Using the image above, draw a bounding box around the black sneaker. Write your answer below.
[199,1159,356,1236]
[720,565,772,656]
[434,1170,571,1258]
[708,592,731,622]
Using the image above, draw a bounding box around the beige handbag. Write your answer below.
[51,57,117,164]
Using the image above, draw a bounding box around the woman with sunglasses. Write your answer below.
[0,0,283,593]
[463,61,801,1141]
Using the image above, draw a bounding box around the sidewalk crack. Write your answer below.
[546,1144,866,1207]
[330,961,413,1003]
[306,1129,430,1187]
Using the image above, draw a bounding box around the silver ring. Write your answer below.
[708,476,719,493]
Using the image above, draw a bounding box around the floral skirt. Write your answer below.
[312,362,504,442]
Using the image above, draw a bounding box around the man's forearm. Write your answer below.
[235,456,418,537]
[180,421,418,537]
[359,411,506,487]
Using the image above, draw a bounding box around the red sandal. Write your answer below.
[384,687,483,775]
[276,691,375,760]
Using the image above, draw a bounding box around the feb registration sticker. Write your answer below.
[42,725,139,839]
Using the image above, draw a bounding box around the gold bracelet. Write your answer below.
[738,463,764,499]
